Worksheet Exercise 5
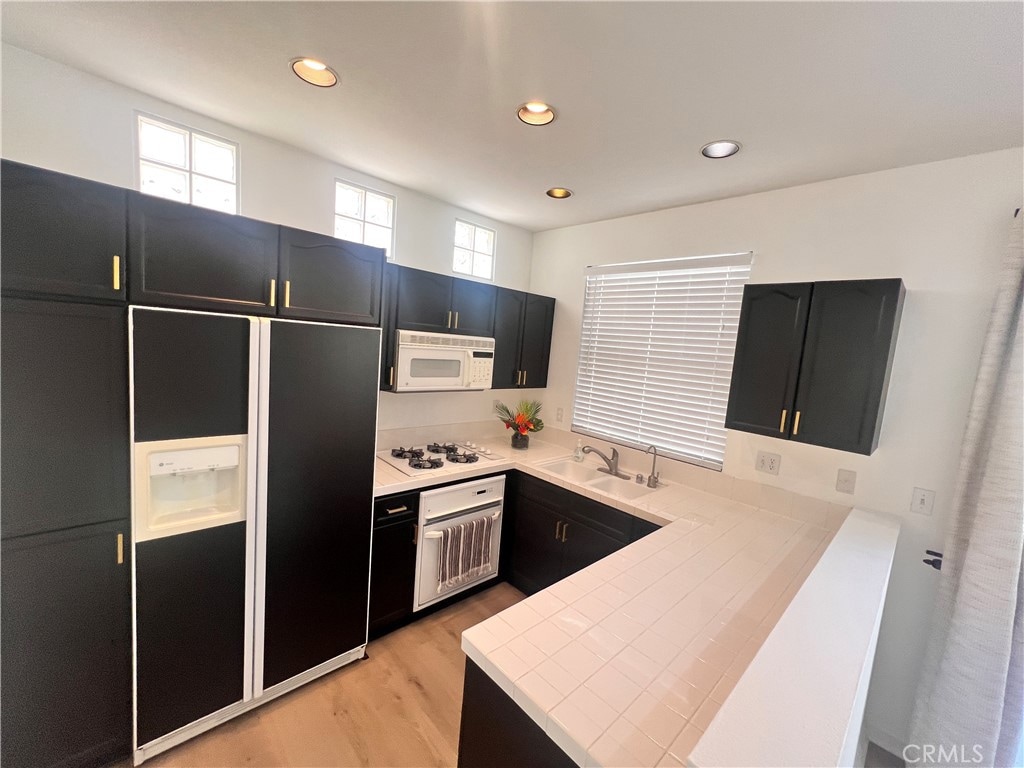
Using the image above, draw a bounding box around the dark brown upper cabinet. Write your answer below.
[393,266,496,336]
[277,226,384,325]
[493,288,555,389]
[1,160,127,302]
[128,191,279,314]
[725,278,904,455]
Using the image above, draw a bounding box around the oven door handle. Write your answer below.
[423,500,502,527]
[422,506,502,538]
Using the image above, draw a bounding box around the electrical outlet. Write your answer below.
[755,450,781,475]
[911,487,935,516]
[836,469,856,494]
[556,407,564,423]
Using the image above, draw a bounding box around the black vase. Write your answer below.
[511,432,530,450]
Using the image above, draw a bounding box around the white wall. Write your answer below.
[529,148,1023,753]
[1,43,535,427]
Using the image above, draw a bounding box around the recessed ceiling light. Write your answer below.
[291,57,338,88]
[546,187,573,199]
[517,102,556,126]
[701,140,741,158]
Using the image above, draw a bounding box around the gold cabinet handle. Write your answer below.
[793,411,802,435]
[284,280,291,308]
[447,310,452,328]
[561,523,568,543]
[386,505,409,515]
[112,255,121,291]
[388,366,395,387]
[522,370,527,387]
[779,409,788,433]
[515,370,521,386]
[454,311,459,329]
[116,533,124,565]
[413,524,418,545]
[555,521,562,540]
[269,278,277,307]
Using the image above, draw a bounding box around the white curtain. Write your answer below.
[909,211,1023,767]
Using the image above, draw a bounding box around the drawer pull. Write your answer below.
[386,505,409,515]
[779,409,787,433]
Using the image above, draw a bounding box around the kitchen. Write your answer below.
[1,3,1022,768]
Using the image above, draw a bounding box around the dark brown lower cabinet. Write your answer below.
[458,658,574,768]
[1,521,131,768]
[369,493,419,638]
[509,473,659,596]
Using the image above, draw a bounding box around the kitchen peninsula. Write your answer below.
[373,435,900,768]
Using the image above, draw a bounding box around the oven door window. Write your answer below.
[409,356,463,380]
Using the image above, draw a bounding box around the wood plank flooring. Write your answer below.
[142,582,524,767]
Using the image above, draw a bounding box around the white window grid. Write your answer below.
[572,253,753,470]
[334,180,396,260]
[135,113,238,214]
[453,219,495,280]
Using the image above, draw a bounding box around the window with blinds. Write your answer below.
[572,253,752,470]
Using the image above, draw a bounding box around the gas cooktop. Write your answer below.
[377,441,505,477]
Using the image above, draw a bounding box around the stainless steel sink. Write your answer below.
[536,458,605,484]
[586,474,658,500]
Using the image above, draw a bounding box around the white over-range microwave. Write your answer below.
[392,329,495,392]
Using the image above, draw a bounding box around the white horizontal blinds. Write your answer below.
[573,253,752,470]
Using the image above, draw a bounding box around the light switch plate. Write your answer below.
[836,469,856,494]
[911,487,935,516]
[756,451,781,475]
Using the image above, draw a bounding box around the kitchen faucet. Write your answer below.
[645,445,661,488]
[581,444,630,480]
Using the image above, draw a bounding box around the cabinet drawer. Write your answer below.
[374,492,419,524]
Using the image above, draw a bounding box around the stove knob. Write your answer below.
[481,448,490,455]
[467,442,476,448]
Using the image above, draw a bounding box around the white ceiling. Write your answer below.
[2,2,1021,232]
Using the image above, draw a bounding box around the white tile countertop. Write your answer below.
[375,436,899,767]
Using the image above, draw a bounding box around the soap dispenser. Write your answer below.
[572,439,584,462]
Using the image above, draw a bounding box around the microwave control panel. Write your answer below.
[469,357,493,387]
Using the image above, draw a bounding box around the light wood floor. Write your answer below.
[141,583,524,768]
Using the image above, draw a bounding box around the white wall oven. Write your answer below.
[413,475,504,610]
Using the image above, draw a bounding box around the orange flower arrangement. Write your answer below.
[494,400,544,435]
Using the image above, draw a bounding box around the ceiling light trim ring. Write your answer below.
[517,102,556,126]
[701,140,741,158]
[291,57,339,88]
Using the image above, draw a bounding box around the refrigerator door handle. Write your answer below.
[252,317,272,698]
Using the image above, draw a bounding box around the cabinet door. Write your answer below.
[380,263,399,390]
[262,321,380,688]
[128,192,278,314]
[724,283,812,437]
[1,160,126,302]
[1,300,128,538]
[518,294,555,388]
[395,267,453,333]
[492,289,525,388]
[368,518,418,638]
[451,278,497,337]
[278,227,385,325]
[135,522,246,745]
[509,497,565,595]
[2,521,131,768]
[132,309,251,442]
[792,279,904,455]
[560,517,624,579]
